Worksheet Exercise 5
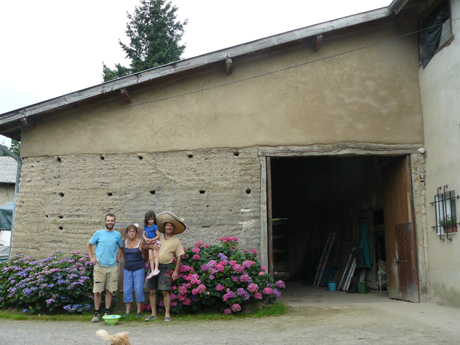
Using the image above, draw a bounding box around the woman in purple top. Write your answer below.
[122,224,146,317]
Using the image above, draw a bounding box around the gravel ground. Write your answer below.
[1,282,459,345]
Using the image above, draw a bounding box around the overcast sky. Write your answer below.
[0,0,391,146]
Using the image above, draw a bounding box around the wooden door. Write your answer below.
[266,157,274,276]
[382,155,419,302]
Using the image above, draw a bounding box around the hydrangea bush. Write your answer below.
[0,251,93,314]
[147,236,285,315]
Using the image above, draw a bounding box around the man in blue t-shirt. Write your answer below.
[86,213,123,322]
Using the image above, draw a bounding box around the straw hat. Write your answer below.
[157,211,186,235]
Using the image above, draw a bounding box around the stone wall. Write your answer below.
[12,147,261,258]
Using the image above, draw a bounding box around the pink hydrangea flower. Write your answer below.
[263,287,273,295]
[228,260,236,266]
[171,301,178,307]
[197,284,206,294]
[260,265,267,272]
[170,293,176,300]
[182,298,191,305]
[232,276,239,282]
[242,260,254,268]
[233,264,244,274]
[219,237,224,241]
[250,249,257,254]
[208,260,217,268]
[259,271,265,276]
[192,254,200,260]
[275,280,286,289]
[240,274,250,282]
[231,303,241,312]
[232,237,238,242]
[194,241,203,248]
[204,244,210,248]
[224,308,232,315]
[248,283,258,293]
[216,284,225,291]
[254,292,263,300]
[192,247,200,254]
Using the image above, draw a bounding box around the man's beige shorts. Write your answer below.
[93,263,118,294]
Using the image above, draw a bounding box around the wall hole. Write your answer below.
[59,192,64,197]
[59,226,63,230]
[187,154,193,158]
[150,190,156,195]
[100,155,105,160]
[200,190,205,194]
[45,215,49,218]
[58,215,63,219]
[138,155,143,160]
[56,157,61,162]
[108,192,113,197]
[233,151,240,157]
[246,188,251,194]
[207,205,209,208]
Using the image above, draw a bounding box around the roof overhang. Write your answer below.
[0,5,407,141]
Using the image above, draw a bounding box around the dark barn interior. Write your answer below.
[270,155,391,292]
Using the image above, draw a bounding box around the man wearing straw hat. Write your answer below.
[144,211,186,322]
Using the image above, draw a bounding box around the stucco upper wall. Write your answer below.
[21,22,423,157]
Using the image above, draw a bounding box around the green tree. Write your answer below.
[9,140,20,156]
[103,0,187,82]
[1,139,20,156]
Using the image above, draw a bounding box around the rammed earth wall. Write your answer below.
[12,147,261,258]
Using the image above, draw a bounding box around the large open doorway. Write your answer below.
[267,155,419,302]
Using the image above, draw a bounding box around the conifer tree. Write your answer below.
[102,0,187,82]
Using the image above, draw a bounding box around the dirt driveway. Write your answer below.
[1,282,459,344]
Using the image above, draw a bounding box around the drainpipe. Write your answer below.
[0,144,21,260]
[388,0,409,15]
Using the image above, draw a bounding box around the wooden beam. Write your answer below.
[312,34,323,51]
[225,58,233,75]
[120,88,131,103]
[20,117,36,128]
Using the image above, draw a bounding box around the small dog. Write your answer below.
[96,330,131,345]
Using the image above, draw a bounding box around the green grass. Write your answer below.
[0,302,287,322]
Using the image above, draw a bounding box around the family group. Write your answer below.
[86,210,186,323]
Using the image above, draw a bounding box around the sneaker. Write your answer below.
[152,270,160,276]
[147,271,155,279]
[104,310,110,316]
[92,313,100,323]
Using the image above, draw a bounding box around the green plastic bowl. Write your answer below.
[103,315,121,326]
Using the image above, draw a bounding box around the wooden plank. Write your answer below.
[258,144,422,157]
[382,155,419,302]
[267,157,273,277]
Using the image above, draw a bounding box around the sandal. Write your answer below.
[145,315,158,322]
[135,312,142,318]
[164,316,172,322]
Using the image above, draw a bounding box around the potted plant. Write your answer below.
[439,215,457,233]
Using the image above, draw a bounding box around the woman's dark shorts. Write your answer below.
[144,263,171,291]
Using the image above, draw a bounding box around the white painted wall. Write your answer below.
[418,0,460,306]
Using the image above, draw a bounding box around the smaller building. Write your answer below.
[0,156,17,206]
[0,156,17,249]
